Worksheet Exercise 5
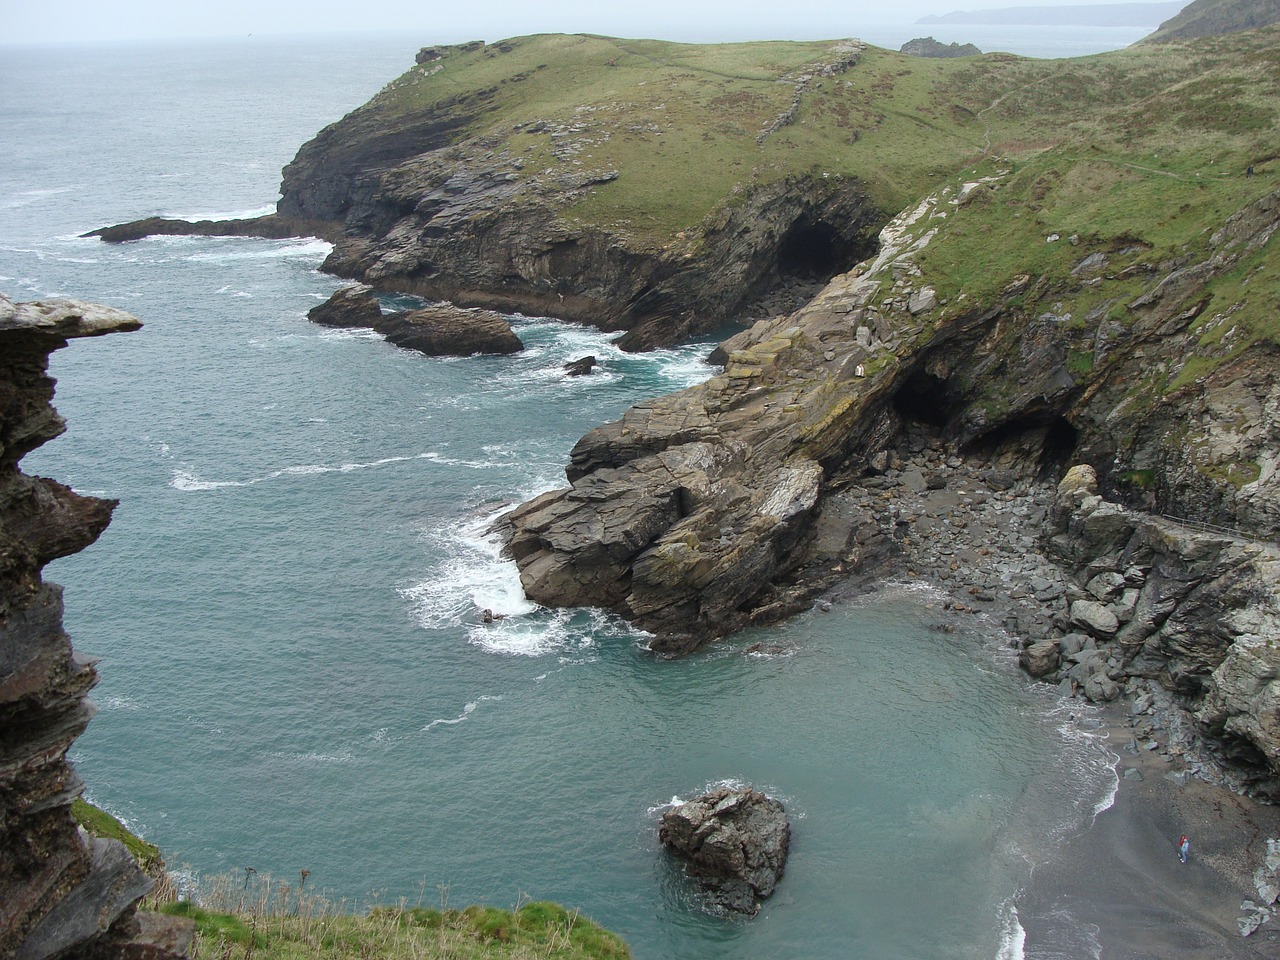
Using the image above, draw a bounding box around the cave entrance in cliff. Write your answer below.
[967,416,1080,481]
[892,370,954,428]
[776,219,863,281]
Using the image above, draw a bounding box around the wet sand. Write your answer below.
[1018,709,1280,959]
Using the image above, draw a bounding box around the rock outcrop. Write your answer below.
[86,213,336,245]
[307,284,523,356]
[899,37,982,58]
[91,38,892,350]
[0,293,192,959]
[1035,464,1280,796]
[659,786,790,915]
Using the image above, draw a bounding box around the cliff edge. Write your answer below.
[0,294,192,960]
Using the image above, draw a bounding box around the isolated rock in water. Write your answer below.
[564,355,597,377]
[306,287,523,356]
[379,304,523,356]
[307,283,384,328]
[659,786,790,914]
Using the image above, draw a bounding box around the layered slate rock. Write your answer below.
[0,293,192,959]
[659,786,790,915]
[307,284,523,356]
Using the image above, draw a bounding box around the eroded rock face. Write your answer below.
[0,293,192,959]
[1040,469,1280,795]
[659,786,790,915]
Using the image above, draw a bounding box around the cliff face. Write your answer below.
[0,294,191,960]
[505,155,1280,791]
[275,37,884,349]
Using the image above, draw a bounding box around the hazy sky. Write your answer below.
[3,0,1171,45]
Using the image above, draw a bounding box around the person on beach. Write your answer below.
[1179,834,1190,863]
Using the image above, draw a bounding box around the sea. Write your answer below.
[0,22,1138,960]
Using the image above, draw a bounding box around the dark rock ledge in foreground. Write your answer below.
[307,283,523,356]
[659,786,791,915]
[0,293,193,960]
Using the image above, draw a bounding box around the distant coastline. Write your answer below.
[919,1,1184,26]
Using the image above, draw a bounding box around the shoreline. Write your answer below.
[812,431,1280,954]
[1016,704,1280,957]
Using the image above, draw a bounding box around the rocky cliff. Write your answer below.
[504,21,1280,793]
[0,294,192,959]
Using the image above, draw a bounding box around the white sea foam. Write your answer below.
[401,504,542,632]
[169,453,442,492]
[316,327,383,342]
[171,204,277,221]
[995,902,1026,960]
[423,695,504,731]
[2,186,81,209]
[276,750,359,765]
[99,694,142,712]
[186,239,332,263]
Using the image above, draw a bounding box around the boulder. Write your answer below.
[380,305,523,356]
[659,786,790,915]
[564,355,597,376]
[1019,639,1061,679]
[1070,599,1120,638]
[307,283,383,328]
[306,287,522,356]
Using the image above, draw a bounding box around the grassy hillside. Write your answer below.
[156,896,630,960]
[344,27,1277,249]
[915,26,1280,375]
[73,801,631,960]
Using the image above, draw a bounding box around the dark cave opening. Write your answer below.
[776,219,863,280]
[892,370,955,428]
[967,415,1081,480]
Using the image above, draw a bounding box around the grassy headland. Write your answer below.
[73,801,630,960]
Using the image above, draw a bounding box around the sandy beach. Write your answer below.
[1018,706,1280,958]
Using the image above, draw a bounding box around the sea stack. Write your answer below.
[659,785,791,915]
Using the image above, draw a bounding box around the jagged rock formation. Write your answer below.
[1144,0,1280,41]
[0,293,192,959]
[307,284,523,355]
[86,213,336,245]
[899,37,982,58]
[1025,465,1280,796]
[659,786,790,915]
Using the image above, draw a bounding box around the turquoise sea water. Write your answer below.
[1,33,1120,959]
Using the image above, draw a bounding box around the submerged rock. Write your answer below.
[659,786,790,915]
